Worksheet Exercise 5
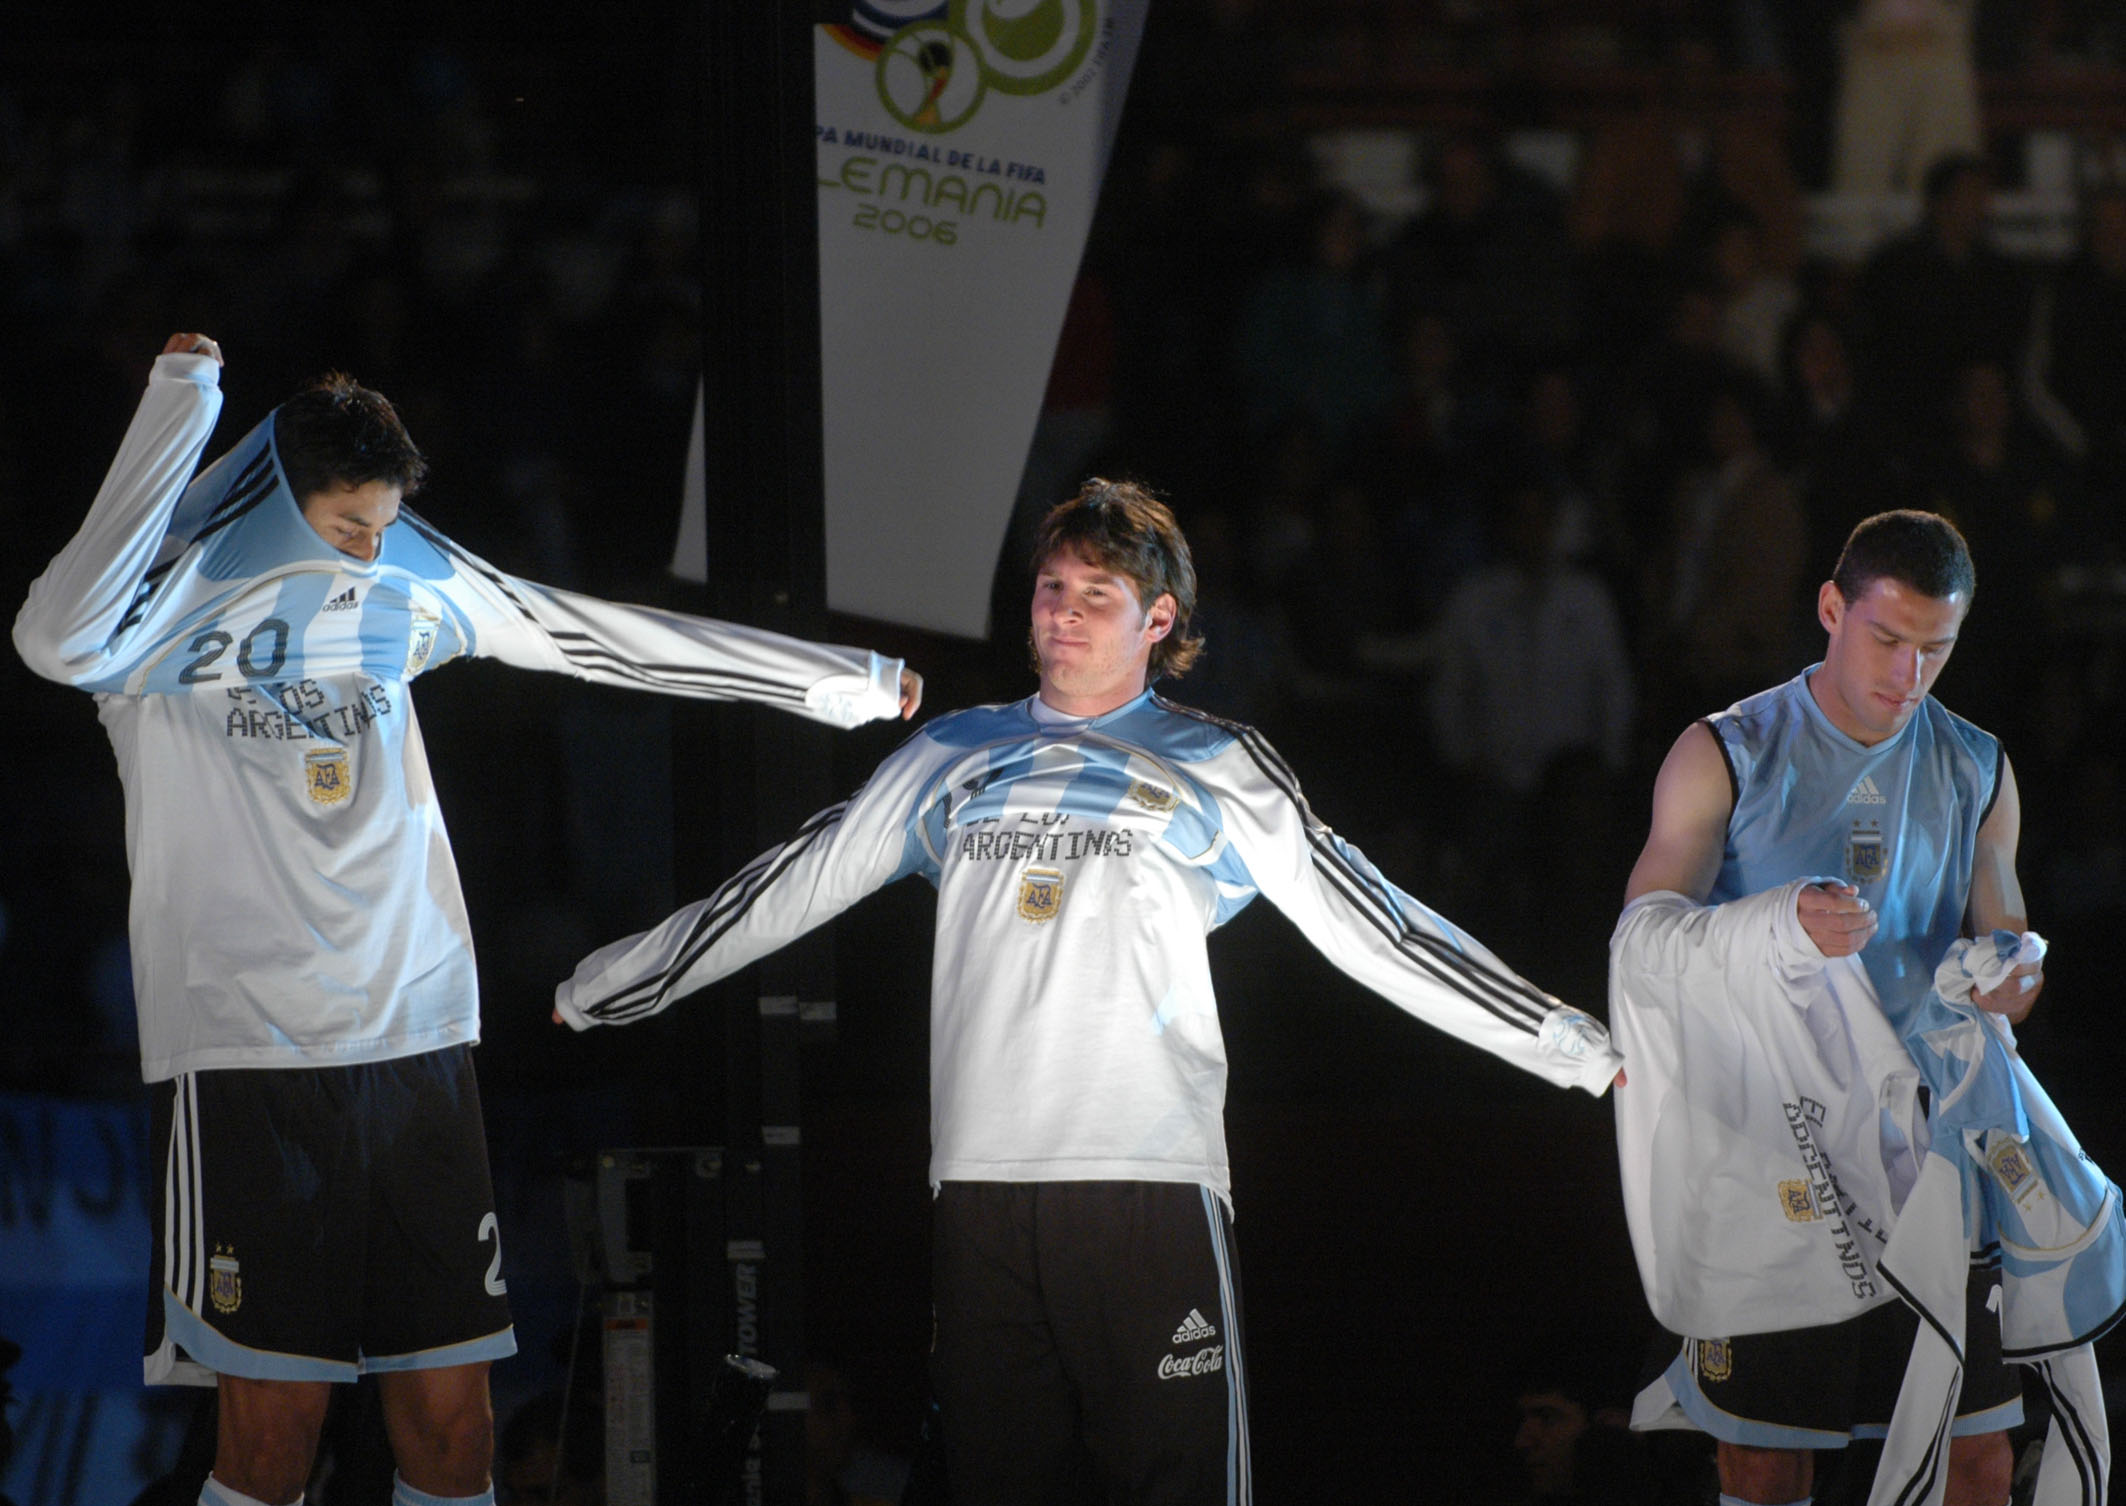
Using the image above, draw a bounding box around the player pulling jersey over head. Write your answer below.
[12,334,922,1506]
[277,369,428,563]
[557,476,1623,1506]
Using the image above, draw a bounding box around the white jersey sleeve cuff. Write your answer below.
[802,651,904,728]
[1536,1004,1625,1094]
[154,350,224,387]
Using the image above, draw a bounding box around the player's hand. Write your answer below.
[1797,880,1876,957]
[163,333,222,364]
[1972,960,2043,1022]
[898,667,924,719]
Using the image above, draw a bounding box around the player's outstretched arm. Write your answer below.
[411,525,918,729]
[553,729,938,1029]
[556,798,892,1029]
[13,335,225,686]
[1205,727,1622,1093]
[1967,753,2041,1022]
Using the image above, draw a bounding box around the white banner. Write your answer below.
[672,2,1145,631]
[811,0,1146,638]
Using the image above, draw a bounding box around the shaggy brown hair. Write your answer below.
[1029,478,1204,680]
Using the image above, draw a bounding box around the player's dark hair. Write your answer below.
[1030,478,1204,680]
[274,372,428,504]
[1833,510,1976,607]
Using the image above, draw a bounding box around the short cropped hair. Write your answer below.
[1031,478,1204,680]
[1832,510,1976,606]
[274,372,428,504]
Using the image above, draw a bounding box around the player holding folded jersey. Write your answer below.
[1615,510,2038,1506]
[556,477,1622,1505]
[12,334,921,1506]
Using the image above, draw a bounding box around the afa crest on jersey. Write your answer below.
[1777,1179,1819,1222]
[1846,820,1885,883]
[209,1245,243,1315]
[1017,866,1065,923]
[1988,1138,2042,1209]
[406,609,442,675]
[305,748,353,806]
[1126,779,1179,814]
[1697,1338,1733,1383]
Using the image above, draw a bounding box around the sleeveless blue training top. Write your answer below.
[1708,668,2001,1031]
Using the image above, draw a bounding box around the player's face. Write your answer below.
[300,479,403,563]
[1030,548,1174,718]
[1814,575,1968,745]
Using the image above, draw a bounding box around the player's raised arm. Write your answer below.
[163,332,223,364]
[13,337,225,685]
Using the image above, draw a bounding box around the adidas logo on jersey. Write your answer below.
[1846,775,1886,805]
[322,587,360,613]
[1171,1308,1217,1344]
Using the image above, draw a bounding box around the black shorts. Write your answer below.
[144,1045,516,1385]
[1663,1267,2023,1448]
[930,1180,1251,1506]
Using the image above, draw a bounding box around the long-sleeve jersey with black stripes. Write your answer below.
[558,689,1621,1200]
[13,351,908,1081]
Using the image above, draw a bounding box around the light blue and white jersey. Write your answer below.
[13,352,907,1081]
[1708,669,2001,1031]
[558,690,1620,1203]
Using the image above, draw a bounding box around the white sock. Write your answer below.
[391,1473,495,1506]
[200,1478,302,1506]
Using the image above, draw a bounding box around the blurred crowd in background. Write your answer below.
[5,2,2126,1498]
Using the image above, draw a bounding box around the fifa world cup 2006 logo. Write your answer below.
[874,0,1100,133]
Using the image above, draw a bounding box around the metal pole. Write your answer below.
[696,3,825,1501]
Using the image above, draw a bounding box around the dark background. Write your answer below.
[5,2,2126,1499]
